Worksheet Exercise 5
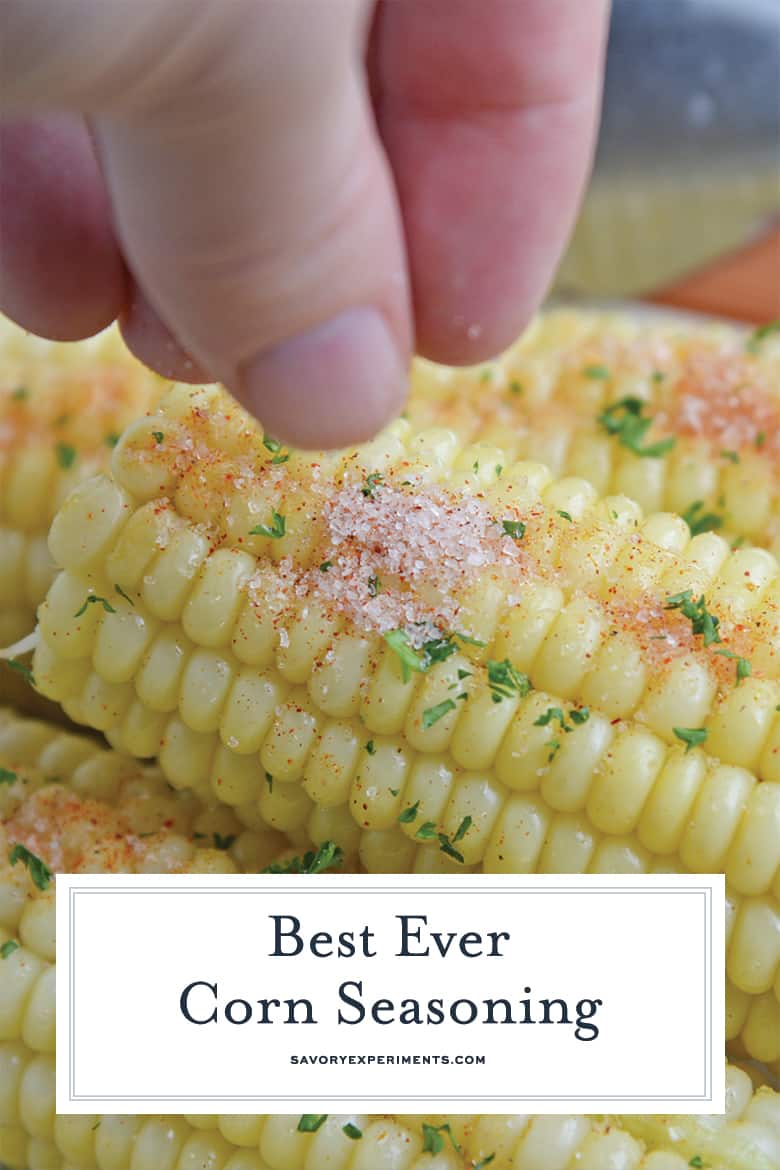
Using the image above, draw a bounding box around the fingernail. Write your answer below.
[238,307,407,449]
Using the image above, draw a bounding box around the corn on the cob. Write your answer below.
[0,316,163,654]
[0,711,777,1170]
[409,309,780,555]
[27,383,780,1058]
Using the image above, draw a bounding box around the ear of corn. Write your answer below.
[409,309,780,555]
[28,382,780,1061]
[0,317,163,659]
[1,713,778,1170]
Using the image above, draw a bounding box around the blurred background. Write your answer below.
[556,0,780,321]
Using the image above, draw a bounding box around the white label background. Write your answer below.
[57,874,724,1113]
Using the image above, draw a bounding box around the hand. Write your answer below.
[0,0,609,447]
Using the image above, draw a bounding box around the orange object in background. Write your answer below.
[653,222,780,324]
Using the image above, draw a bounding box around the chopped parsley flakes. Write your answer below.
[212,833,236,851]
[361,471,384,498]
[74,594,117,618]
[384,629,459,683]
[682,500,724,536]
[0,768,17,786]
[342,1123,362,1140]
[250,511,286,539]
[55,441,77,469]
[501,519,526,540]
[9,843,52,890]
[487,658,531,703]
[398,801,420,824]
[263,841,343,875]
[746,319,780,354]
[674,727,708,753]
[583,364,610,380]
[598,397,676,458]
[297,1115,327,1133]
[5,658,35,686]
[422,698,457,729]
[715,648,752,685]
[453,815,472,843]
[665,591,721,646]
[422,1123,461,1155]
[262,435,289,464]
[0,939,20,959]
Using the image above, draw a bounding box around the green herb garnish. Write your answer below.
[674,727,708,753]
[361,471,384,498]
[342,1123,362,1140]
[263,841,343,875]
[297,1115,328,1133]
[0,939,20,959]
[422,1122,461,1155]
[665,591,722,646]
[0,768,17,785]
[453,816,472,843]
[598,397,676,457]
[682,500,724,536]
[365,740,376,755]
[74,594,117,618]
[152,431,164,445]
[746,320,780,353]
[250,511,286,539]
[114,584,135,606]
[9,843,52,890]
[414,821,438,841]
[5,658,34,686]
[583,364,610,380]
[715,648,752,685]
[212,833,236,851]
[422,699,457,729]
[383,629,461,683]
[398,802,420,825]
[534,707,566,728]
[55,442,77,469]
[368,575,381,597]
[487,658,531,703]
[502,519,526,540]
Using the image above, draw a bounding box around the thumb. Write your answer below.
[4,1,412,447]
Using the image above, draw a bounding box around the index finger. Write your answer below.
[373,0,611,363]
